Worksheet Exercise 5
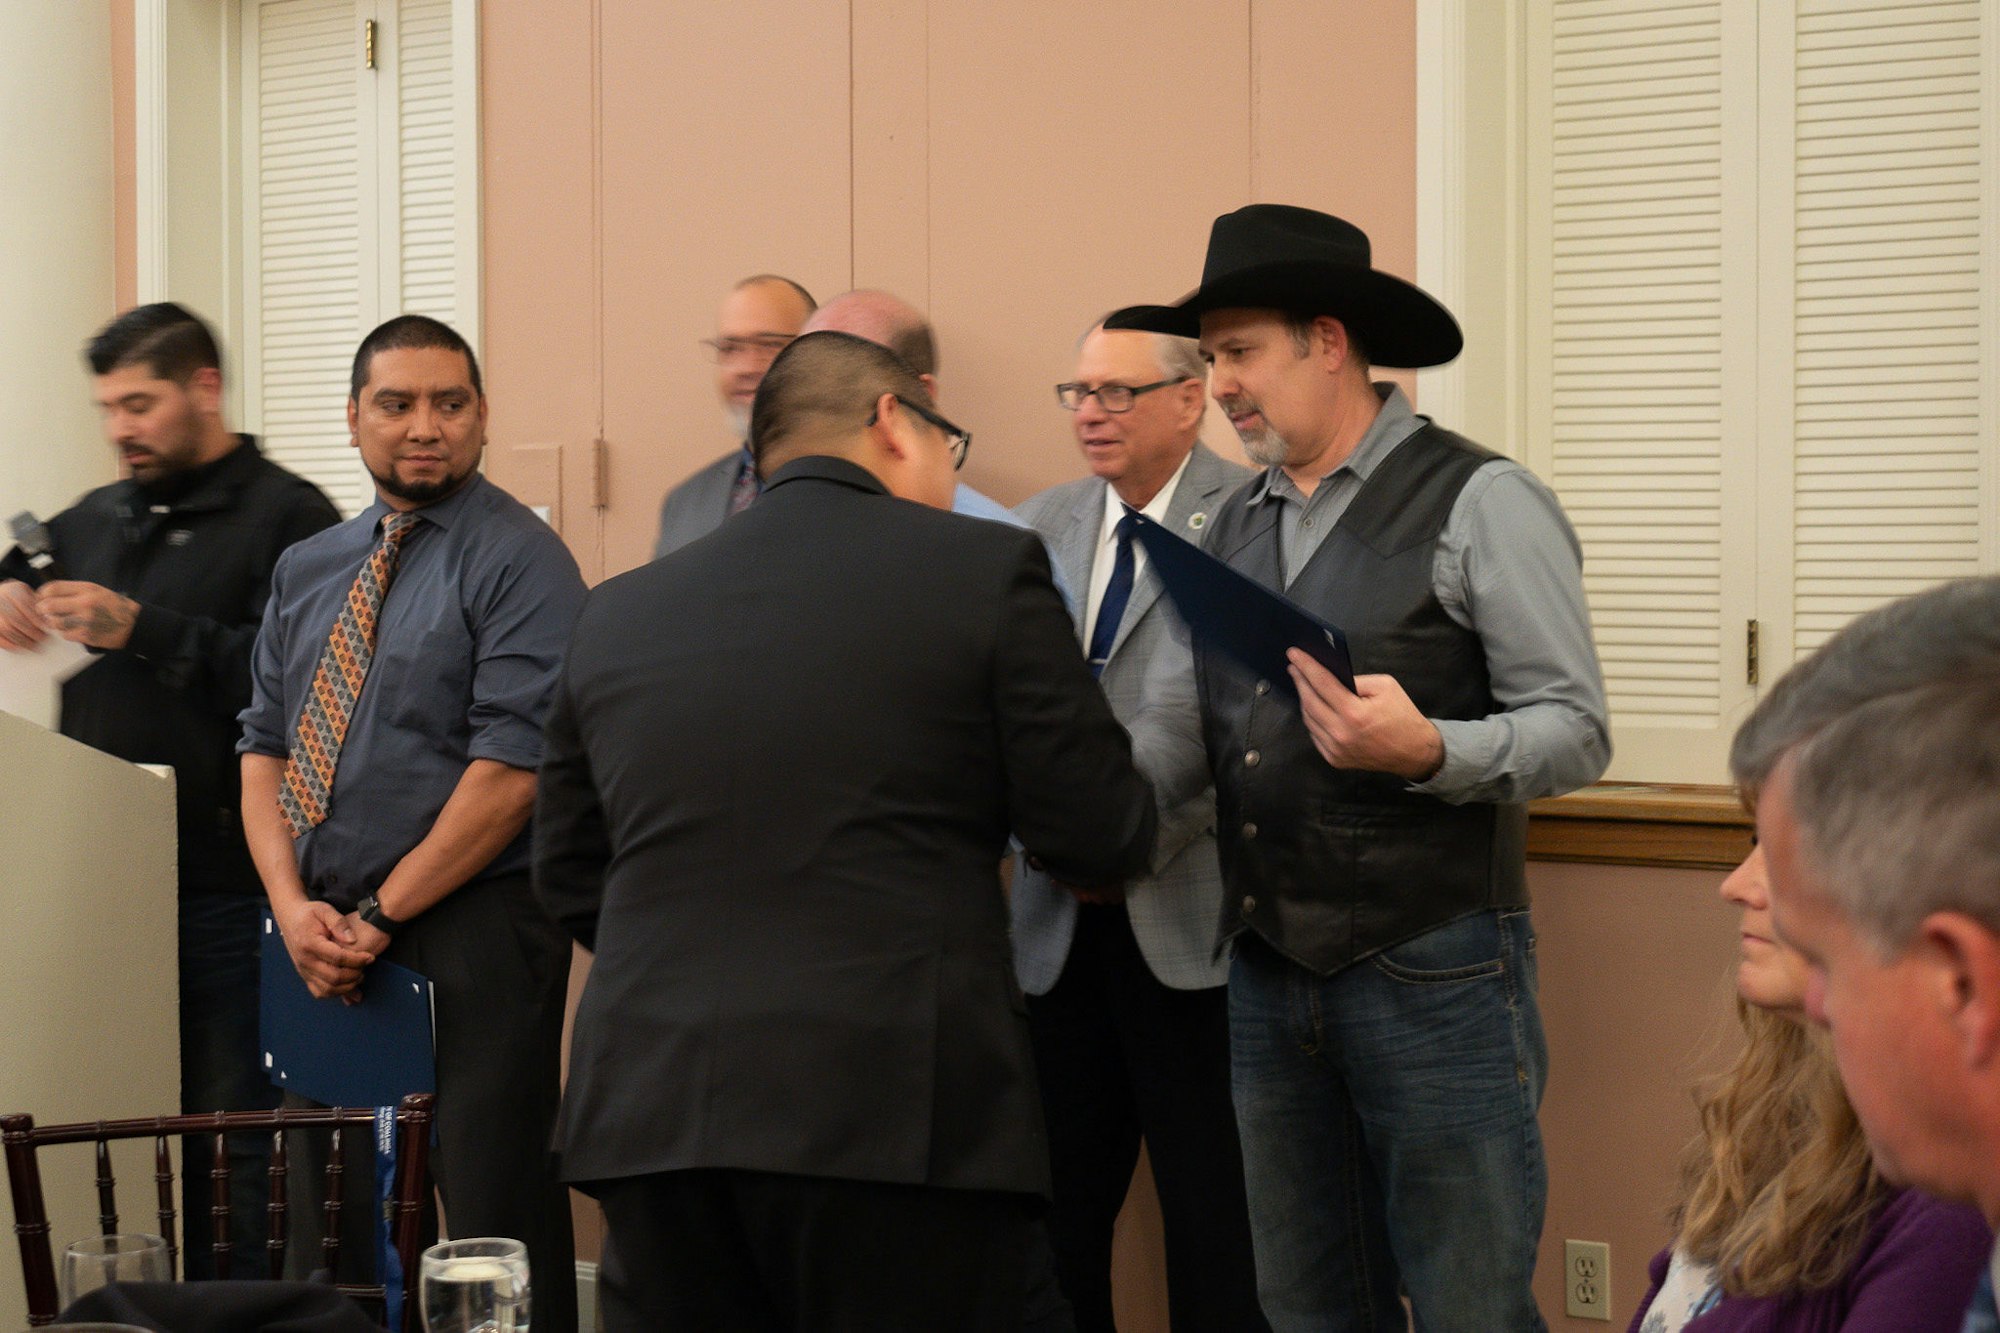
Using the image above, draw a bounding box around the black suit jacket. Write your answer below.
[535,454,1156,1197]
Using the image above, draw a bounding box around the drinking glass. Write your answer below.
[420,1236,531,1333]
[58,1233,170,1308]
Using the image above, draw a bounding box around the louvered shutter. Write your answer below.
[394,0,456,323]
[242,0,470,519]
[246,0,370,516]
[1790,0,1989,655]
[1527,0,1992,780]
[1529,0,1756,781]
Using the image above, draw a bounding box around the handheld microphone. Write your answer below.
[7,512,62,587]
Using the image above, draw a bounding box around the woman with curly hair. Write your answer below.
[1629,844,1990,1331]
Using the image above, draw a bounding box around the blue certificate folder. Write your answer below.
[1129,512,1356,695]
[260,912,435,1108]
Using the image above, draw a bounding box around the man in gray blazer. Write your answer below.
[1012,316,1264,1332]
[652,273,815,559]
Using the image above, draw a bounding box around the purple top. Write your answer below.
[1627,1188,1990,1333]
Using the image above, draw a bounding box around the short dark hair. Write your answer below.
[885,317,937,379]
[350,314,484,399]
[750,330,932,472]
[86,302,223,383]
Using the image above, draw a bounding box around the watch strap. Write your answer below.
[356,893,402,937]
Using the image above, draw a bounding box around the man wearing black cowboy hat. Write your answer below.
[1119,204,1609,1330]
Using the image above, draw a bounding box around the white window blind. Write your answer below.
[1549,0,1726,726]
[242,0,470,518]
[248,0,367,516]
[395,0,457,327]
[1791,0,1987,655]
[1527,0,1992,781]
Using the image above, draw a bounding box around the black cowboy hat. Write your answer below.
[1111,204,1462,369]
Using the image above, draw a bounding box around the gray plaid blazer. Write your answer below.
[1010,441,1251,993]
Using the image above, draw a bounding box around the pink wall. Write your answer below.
[481,1,1417,584]
[1532,861,1741,1329]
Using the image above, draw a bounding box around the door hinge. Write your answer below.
[363,18,377,70]
[1747,618,1761,686]
[592,438,610,510]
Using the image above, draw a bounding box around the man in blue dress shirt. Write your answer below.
[238,315,586,1333]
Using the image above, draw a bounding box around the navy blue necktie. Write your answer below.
[1087,511,1139,678]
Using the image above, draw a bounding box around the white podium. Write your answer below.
[0,709,179,1326]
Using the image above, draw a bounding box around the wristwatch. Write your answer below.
[355,893,403,938]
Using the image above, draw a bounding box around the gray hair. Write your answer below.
[1081,314,1206,385]
[1730,576,2000,949]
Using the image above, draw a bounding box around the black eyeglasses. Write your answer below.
[870,395,971,470]
[1053,379,1188,412]
[701,334,795,362]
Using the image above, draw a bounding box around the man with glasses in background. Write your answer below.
[652,273,816,558]
[1010,315,1261,1331]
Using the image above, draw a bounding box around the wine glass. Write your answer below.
[58,1232,170,1308]
[420,1236,531,1333]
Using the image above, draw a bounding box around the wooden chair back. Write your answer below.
[1,1092,433,1329]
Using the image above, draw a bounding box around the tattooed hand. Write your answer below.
[37,580,140,651]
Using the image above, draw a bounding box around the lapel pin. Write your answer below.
[1188,512,1207,531]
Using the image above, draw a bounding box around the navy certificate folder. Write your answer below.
[1129,511,1356,695]
[260,912,435,1108]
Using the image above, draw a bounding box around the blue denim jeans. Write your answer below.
[1229,908,1549,1333]
[178,892,283,1278]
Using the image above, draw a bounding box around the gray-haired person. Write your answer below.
[1732,576,2000,1327]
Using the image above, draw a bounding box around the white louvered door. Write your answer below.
[1787,0,1990,657]
[241,0,469,518]
[1527,0,1760,781]
[1527,0,1993,781]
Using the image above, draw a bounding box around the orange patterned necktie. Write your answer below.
[278,511,420,838]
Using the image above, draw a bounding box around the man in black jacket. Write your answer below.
[535,330,1157,1331]
[0,303,339,1276]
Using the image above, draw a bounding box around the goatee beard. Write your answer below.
[1240,428,1289,468]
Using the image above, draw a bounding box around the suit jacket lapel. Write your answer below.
[1104,443,1231,664]
[1053,480,1104,639]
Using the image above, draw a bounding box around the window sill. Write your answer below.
[1527,784,1751,871]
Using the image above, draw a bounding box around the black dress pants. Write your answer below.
[1026,903,1265,1332]
[283,873,577,1333]
[594,1168,1036,1332]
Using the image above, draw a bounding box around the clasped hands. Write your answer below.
[0,579,139,651]
[276,898,395,1004]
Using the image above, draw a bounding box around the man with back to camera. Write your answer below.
[653,273,816,557]
[0,302,339,1277]
[1721,577,2000,1328]
[1122,204,1611,1329]
[237,314,584,1332]
[1010,313,1262,1331]
[533,330,1157,1331]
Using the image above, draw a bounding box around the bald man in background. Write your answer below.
[803,289,1070,603]
[652,273,816,558]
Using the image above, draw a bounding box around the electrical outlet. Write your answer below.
[1564,1239,1611,1321]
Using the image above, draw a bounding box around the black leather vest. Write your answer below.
[1198,423,1528,976]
